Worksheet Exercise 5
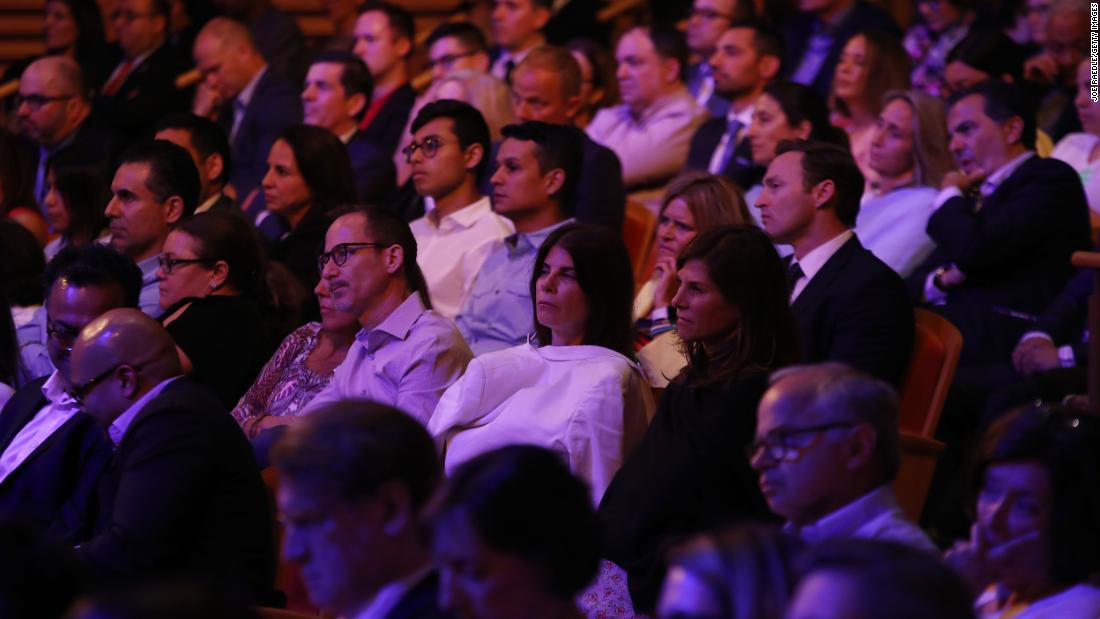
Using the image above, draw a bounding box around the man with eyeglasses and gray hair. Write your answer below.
[749,362,936,552]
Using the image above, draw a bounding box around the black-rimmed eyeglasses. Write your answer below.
[316,242,387,273]
[401,136,449,164]
[157,256,211,275]
[745,421,858,463]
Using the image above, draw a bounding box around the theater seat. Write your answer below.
[623,200,656,283]
[255,608,319,619]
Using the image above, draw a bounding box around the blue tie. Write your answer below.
[716,118,744,173]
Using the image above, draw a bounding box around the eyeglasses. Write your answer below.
[67,365,119,405]
[689,7,734,20]
[428,50,480,70]
[157,255,211,275]
[316,242,387,272]
[46,318,81,351]
[401,136,449,164]
[745,421,857,463]
[14,93,75,111]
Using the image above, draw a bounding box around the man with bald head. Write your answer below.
[192,17,301,203]
[69,308,274,600]
[17,56,120,210]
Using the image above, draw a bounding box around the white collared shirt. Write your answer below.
[410,196,514,319]
[108,376,181,445]
[789,230,854,302]
[349,565,433,619]
[0,372,82,484]
[707,104,755,174]
[789,484,937,552]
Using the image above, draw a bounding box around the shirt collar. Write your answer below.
[350,565,434,619]
[358,292,428,345]
[137,253,160,286]
[123,46,157,70]
[980,151,1034,197]
[792,230,852,283]
[236,65,268,109]
[727,103,755,128]
[108,376,181,445]
[504,218,573,256]
[427,196,492,230]
[793,484,900,544]
[339,127,357,144]
[41,371,78,407]
[195,193,220,214]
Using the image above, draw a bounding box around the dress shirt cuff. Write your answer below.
[933,186,963,210]
[1058,345,1077,368]
[1019,331,1054,344]
[923,269,948,304]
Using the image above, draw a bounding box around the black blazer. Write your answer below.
[386,571,452,619]
[790,235,914,386]
[686,116,764,191]
[0,377,112,541]
[348,130,398,204]
[782,2,899,96]
[219,68,303,200]
[78,377,275,601]
[359,83,417,163]
[1033,245,1097,364]
[95,43,191,138]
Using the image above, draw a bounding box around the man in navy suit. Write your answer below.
[686,21,783,191]
[154,113,237,214]
[755,139,913,386]
[782,0,898,96]
[352,3,417,160]
[0,244,140,539]
[272,400,449,619]
[70,308,274,602]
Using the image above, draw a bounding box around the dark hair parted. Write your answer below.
[972,404,1100,584]
[411,99,492,178]
[946,79,1037,150]
[275,124,358,219]
[153,113,232,186]
[762,81,849,148]
[676,225,798,387]
[359,1,414,53]
[45,144,110,245]
[344,205,433,309]
[500,121,584,214]
[428,445,601,599]
[43,243,143,308]
[529,224,634,358]
[729,19,786,70]
[632,24,689,82]
[175,211,270,305]
[0,220,47,306]
[831,30,911,119]
[117,140,201,216]
[945,27,1025,84]
[311,49,374,116]
[775,139,864,227]
[272,400,440,508]
[425,21,487,54]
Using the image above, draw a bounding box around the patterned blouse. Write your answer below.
[232,322,333,426]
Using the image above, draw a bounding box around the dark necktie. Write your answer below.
[504,59,516,86]
[787,261,805,294]
[715,118,745,173]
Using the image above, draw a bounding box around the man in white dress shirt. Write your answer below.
[408,100,513,319]
[750,363,936,552]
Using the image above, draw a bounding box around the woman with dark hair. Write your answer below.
[429,224,655,504]
[945,404,1100,618]
[429,445,602,619]
[262,124,358,302]
[565,38,620,129]
[42,145,111,260]
[598,224,799,614]
[0,129,48,247]
[1,0,113,89]
[156,210,276,407]
[0,220,49,380]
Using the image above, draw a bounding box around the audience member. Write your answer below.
[272,401,449,619]
[153,113,235,214]
[1,222,49,378]
[262,124,357,305]
[944,404,1100,618]
[503,45,627,231]
[454,121,580,355]
[829,30,911,188]
[914,80,1090,363]
[488,0,550,83]
[750,363,936,550]
[406,100,512,319]
[942,28,1025,96]
[855,90,952,278]
[1051,59,1100,215]
[1022,0,1086,143]
[1,0,113,89]
[587,25,706,194]
[788,539,975,619]
[0,295,19,407]
[565,38,619,129]
[755,139,914,385]
[42,145,111,260]
[304,207,472,424]
[96,0,189,137]
[684,0,743,117]
[656,526,804,619]
[431,224,654,503]
[318,0,357,51]
[782,0,898,96]
[686,21,783,191]
[0,127,48,245]
[192,17,302,203]
[428,445,600,619]
[0,244,136,541]
[156,211,275,407]
[634,172,751,385]
[353,2,417,159]
[903,0,977,97]
[106,140,200,317]
[17,56,120,209]
[212,0,306,85]
[302,50,396,204]
[425,21,491,83]
[600,225,798,613]
[69,308,274,601]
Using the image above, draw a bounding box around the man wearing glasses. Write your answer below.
[684,0,741,117]
[425,22,491,84]
[304,206,472,426]
[749,363,936,552]
[0,244,139,542]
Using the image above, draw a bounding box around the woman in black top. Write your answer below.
[598,225,800,613]
[156,211,275,408]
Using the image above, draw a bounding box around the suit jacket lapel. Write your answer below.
[791,236,861,315]
[0,378,49,450]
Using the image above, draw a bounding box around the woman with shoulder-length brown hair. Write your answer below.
[598,224,799,615]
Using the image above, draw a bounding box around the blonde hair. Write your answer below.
[882,90,954,188]
[659,171,752,232]
[426,70,516,141]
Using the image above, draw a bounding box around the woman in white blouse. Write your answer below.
[1051,60,1100,218]
[429,224,655,504]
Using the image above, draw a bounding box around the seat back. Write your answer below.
[623,200,657,283]
[898,309,962,438]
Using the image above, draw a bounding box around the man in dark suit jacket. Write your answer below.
[686,22,783,191]
[192,18,302,204]
[755,139,913,385]
[271,400,449,619]
[353,4,417,159]
[0,244,141,540]
[912,81,1090,363]
[70,309,274,602]
[154,113,240,214]
[782,0,898,96]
